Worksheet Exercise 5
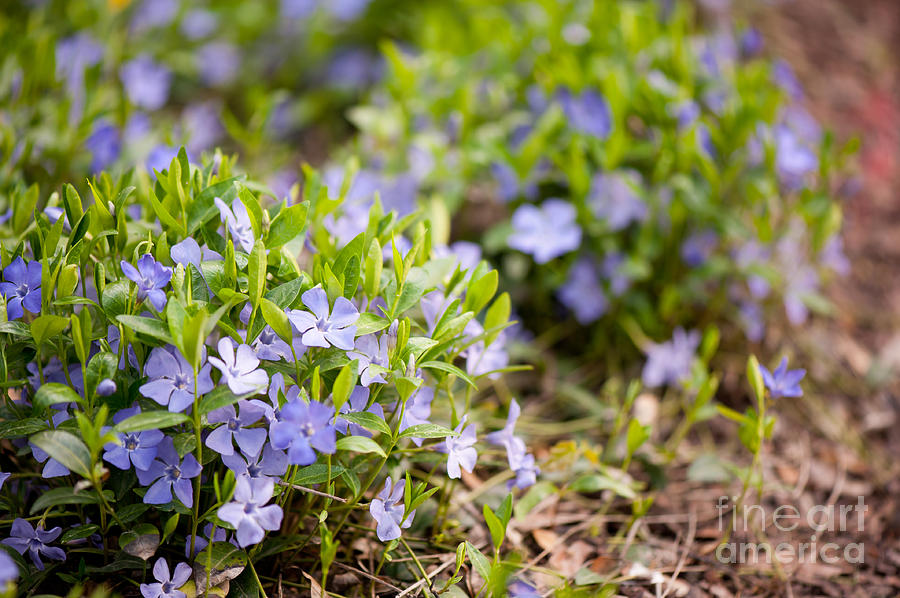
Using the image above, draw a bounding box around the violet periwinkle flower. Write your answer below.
[492,162,536,203]
[270,398,336,465]
[140,558,191,598]
[184,523,229,558]
[774,125,818,189]
[672,100,700,129]
[0,550,17,583]
[2,519,64,571]
[486,399,526,462]
[369,476,415,542]
[146,145,180,175]
[463,322,509,379]
[335,386,385,438]
[558,258,608,324]
[131,0,179,32]
[741,28,764,57]
[183,102,223,155]
[120,55,172,111]
[217,477,283,548]
[170,237,223,272]
[557,87,612,138]
[196,42,241,87]
[222,444,288,481]
[253,372,299,425]
[85,120,121,173]
[30,411,72,478]
[136,437,202,507]
[348,334,390,386]
[820,235,850,276]
[433,241,483,277]
[121,254,172,312]
[180,9,218,40]
[398,386,434,447]
[55,33,103,86]
[420,291,453,335]
[508,580,541,598]
[783,265,818,325]
[759,357,805,398]
[286,286,359,351]
[681,230,718,267]
[437,417,478,479]
[0,473,9,491]
[103,405,164,471]
[27,358,83,396]
[508,452,539,490]
[589,171,647,231]
[140,345,214,412]
[0,256,41,319]
[106,322,137,369]
[641,328,700,388]
[739,301,765,342]
[209,338,269,396]
[508,199,582,264]
[213,197,256,253]
[96,378,117,396]
[252,326,297,362]
[773,59,804,100]
[206,401,268,457]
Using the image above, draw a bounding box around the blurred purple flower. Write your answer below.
[120,55,172,111]
[180,9,218,40]
[348,334,390,386]
[182,102,223,155]
[196,42,241,87]
[131,0,179,32]
[681,230,718,267]
[86,120,121,172]
[558,257,608,324]
[759,357,805,398]
[642,328,700,387]
[2,519,64,571]
[398,386,434,447]
[214,197,256,253]
[590,171,647,231]
[437,417,477,479]
[557,87,612,138]
[509,199,581,264]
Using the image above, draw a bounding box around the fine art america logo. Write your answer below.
[715,496,867,565]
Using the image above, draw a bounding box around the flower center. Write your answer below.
[243,503,256,515]
[301,422,316,438]
[164,464,182,481]
[227,417,240,431]
[162,582,175,593]
[174,373,189,390]
[123,434,139,451]
[15,284,29,298]
[247,463,262,477]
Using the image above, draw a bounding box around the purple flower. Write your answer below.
[681,230,718,267]
[184,523,229,558]
[328,0,371,21]
[222,444,288,481]
[0,472,9,491]
[27,358,83,397]
[348,334,390,386]
[437,418,477,479]
[97,378,117,396]
[774,125,818,189]
[217,477,283,548]
[558,258,608,324]
[672,100,700,129]
[508,580,541,598]
[642,328,700,388]
[398,386,434,447]
[252,372,297,425]
[140,345,214,412]
[270,398,336,465]
[739,301,765,342]
[206,400,267,457]
[287,286,359,351]
[0,550,17,583]
[120,55,172,111]
[508,200,582,264]
[820,235,850,276]
[557,87,612,138]
[30,411,72,478]
[136,437,202,507]
[140,558,191,598]
[773,59,803,100]
[103,405,165,471]
[55,34,103,85]
[369,476,415,542]
[146,145,180,174]
[589,171,647,231]
[0,256,41,319]
[121,254,172,312]
[741,28,764,57]
[131,0,179,32]
[180,9,218,39]
[86,120,121,172]
[213,197,255,253]
[2,518,65,570]
[196,42,241,87]
[209,338,269,396]
[491,162,536,203]
[759,357,805,398]
[182,102,223,155]
[508,453,539,490]
[251,326,297,362]
[463,321,509,379]
[486,399,526,462]
[335,386,385,438]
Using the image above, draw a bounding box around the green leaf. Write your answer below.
[291,464,346,486]
[747,354,766,407]
[419,360,477,388]
[195,541,248,587]
[355,312,390,336]
[30,487,103,514]
[237,185,263,239]
[398,423,456,440]
[465,541,491,581]
[61,524,100,544]
[626,419,650,456]
[0,321,30,337]
[33,383,83,411]
[337,412,391,436]
[29,430,92,478]
[267,202,308,248]
[260,298,292,343]
[100,280,130,319]
[265,276,307,309]
[0,418,47,439]
[247,239,267,308]
[331,361,356,412]
[364,238,383,298]
[30,314,69,346]
[463,270,498,315]
[483,504,505,552]
[199,386,242,415]
[86,351,117,400]
[116,315,174,345]
[116,411,190,433]
[335,436,386,458]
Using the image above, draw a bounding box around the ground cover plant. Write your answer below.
[0,151,536,595]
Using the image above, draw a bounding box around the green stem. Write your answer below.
[189,369,202,559]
